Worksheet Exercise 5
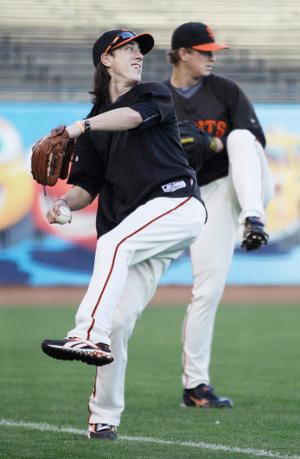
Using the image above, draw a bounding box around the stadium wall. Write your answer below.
[1,102,300,287]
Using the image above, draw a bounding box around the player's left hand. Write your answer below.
[31,125,75,187]
[178,120,221,172]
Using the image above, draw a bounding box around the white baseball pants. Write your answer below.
[182,129,275,388]
[68,196,206,346]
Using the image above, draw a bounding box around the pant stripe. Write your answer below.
[86,197,193,340]
[182,306,191,388]
[88,368,99,424]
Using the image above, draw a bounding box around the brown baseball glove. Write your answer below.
[31,125,75,186]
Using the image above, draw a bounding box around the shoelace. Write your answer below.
[95,423,115,432]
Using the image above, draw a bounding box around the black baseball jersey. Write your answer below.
[164,74,266,186]
[68,82,201,237]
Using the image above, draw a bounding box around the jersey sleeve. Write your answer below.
[221,79,266,147]
[130,83,175,130]
[67,133,105,200]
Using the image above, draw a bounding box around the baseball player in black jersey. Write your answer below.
[165,22,274,408]
[40,29,207,440]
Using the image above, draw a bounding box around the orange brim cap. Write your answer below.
[192,43,229,51]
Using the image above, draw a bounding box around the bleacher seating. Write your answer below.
[1,0,300,102]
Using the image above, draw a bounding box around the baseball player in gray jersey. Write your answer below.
[165,22,274,408]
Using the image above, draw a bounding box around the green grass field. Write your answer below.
[0,303,299,459]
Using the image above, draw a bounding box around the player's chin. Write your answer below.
[130,73,142,84]
[204,68,213,76]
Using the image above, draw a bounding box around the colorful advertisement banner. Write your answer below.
[0,102,300,285]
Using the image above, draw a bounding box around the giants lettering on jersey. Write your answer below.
[195,120,228,137]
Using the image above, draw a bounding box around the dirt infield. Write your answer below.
[0,285,299,306]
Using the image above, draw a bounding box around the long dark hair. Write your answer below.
[90,60,111,107]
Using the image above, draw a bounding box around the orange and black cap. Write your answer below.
[171,22,228,52]
[93,29,154,67]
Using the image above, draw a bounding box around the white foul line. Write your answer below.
[0,418,299,459]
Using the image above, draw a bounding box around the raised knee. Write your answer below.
[227,129,254,146]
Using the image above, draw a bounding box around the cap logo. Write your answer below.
[206,26,215,40]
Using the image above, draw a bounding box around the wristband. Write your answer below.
[84,119,91,133]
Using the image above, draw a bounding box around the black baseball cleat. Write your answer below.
[88,423,117,440]
[182,384,233,408]
[241,216,269,251]
[41,338,113,366]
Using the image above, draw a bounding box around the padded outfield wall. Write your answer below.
[0,102,300,286]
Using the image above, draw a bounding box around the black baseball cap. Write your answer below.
[171,22,228,52]
[93,29,155,67]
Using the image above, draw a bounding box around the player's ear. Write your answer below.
[178,47,191,62]
[101,53,113,68]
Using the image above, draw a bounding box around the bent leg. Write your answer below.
[68,197,205,344]
[227,129,275,224]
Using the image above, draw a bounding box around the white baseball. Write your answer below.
[55,205,72,224]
